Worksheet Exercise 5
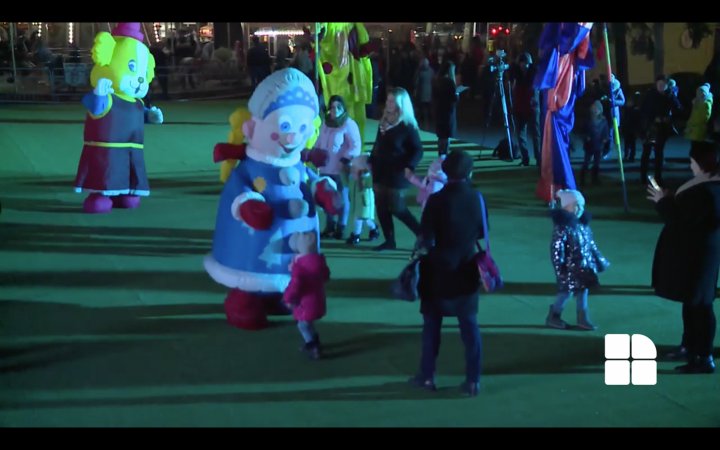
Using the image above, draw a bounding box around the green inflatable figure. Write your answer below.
[317,22,373,146]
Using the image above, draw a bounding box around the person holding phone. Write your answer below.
[646,141,720,373]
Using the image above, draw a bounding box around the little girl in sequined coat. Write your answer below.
[546,189,610,331]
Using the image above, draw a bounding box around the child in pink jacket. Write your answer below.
[284,231,331,359]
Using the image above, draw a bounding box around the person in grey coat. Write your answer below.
[546,190,610,331]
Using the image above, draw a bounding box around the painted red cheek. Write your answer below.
[270,132,279,141]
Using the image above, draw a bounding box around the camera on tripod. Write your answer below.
[488,50,510,75]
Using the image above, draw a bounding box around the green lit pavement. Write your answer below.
[0,100,718,427]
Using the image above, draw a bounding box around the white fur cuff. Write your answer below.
[203,254,291,292]
[231,192,265,221]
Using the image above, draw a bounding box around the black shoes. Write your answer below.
[460,381,480,397]
[320,222,335,238]
[368,228,380,242]
[674,355,715,374]
[321,223,345,240]
[300,336,322,360]
[331,225,345,240]
[408,376,480,396]
[347,228,380,245]
[408,375,437,392]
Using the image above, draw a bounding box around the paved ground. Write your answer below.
[0,99,717,427]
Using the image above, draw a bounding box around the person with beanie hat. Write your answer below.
[409,150,484,397]
[647,141,720,373]
[546,189,610,330]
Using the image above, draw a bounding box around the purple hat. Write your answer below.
[111,23,144,42]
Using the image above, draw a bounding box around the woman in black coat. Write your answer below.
[432,61,459,157]
[368,87,424,251]
[409,150,484,396]
[647,141,720,374]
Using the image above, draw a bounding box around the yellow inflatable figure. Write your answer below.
[317,23,373,145]
[73,22,164,213]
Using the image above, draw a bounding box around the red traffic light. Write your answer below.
[491,28,498,36]
[505,27,510,34]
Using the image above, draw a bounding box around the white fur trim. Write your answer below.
[310,176,337,196]
[246,146,301,167]
[203,254,290,292]
[231,192,265,221]
[74,187,150,196]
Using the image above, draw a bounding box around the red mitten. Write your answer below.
[311,148,329,167]
[214,143,247,163]
[315,180,343,216]
[238,199,274,230]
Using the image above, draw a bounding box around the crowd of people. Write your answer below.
[299,76,718,395]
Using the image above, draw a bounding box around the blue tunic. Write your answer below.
[204,156,321,293]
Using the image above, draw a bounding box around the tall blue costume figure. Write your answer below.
[205,68,341,330]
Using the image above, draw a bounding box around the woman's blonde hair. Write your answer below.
[387,87,418,129]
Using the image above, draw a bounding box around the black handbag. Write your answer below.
[390,251,422,302]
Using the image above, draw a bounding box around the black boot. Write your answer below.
[367,227,380,242]
[346,233,361,245]
[321,220,335,238]
[675,355,715,374]
[332,224,345,240]
[408,374,437,391]
[460,380,480,397]
[302,338,322,360]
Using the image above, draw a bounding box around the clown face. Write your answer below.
[247,104,317,164]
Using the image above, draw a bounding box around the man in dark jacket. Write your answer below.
[409,150,484,397]
[247,36,271,89]
[640,75,682,185]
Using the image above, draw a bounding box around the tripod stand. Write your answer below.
[484,57,517,161]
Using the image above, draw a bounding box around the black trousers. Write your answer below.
[622,132,637,161]
[640,136,668,183]
[680,302,717,358]
[515,112,540,164]
[373,184,420,244]
[581,146,601,183]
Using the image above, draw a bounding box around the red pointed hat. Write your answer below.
[111,22,144,42]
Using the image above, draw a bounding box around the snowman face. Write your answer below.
[248,104,317,162]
